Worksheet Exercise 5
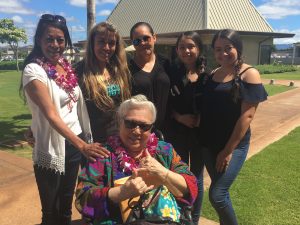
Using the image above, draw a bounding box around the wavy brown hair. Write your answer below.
[81,22,131,110]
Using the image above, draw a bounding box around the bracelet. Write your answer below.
[164,170,170,184]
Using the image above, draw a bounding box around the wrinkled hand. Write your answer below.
[81,142,110,162]
[216,149,232,173]
[137,149,168,186]
[176,114,198,128]
[121,169,154,199]
[24,127,35,147]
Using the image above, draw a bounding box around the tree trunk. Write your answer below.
[16,42,19,71]
[87,0,95,37]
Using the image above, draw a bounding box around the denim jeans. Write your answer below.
[190,150,204,225]
[202,143,249,225]
[34,142,82,225]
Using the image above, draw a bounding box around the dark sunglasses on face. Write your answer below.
[40,14,66,25]
[123,119,153,132]
[132,35,151,46]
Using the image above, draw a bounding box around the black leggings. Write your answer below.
[34,142,81,225]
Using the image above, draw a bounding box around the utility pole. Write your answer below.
[87,0,95,38]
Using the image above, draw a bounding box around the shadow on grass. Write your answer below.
[13,114,32,120]
[0,113,31,142]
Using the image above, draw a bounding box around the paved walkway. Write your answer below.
[1,83,300,225]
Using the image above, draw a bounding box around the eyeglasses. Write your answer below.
[123,119,153,132]
[40,14,66,25]
[132,35,151,46]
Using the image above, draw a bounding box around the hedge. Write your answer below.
[0,60,24,70]
[255,64,297,74]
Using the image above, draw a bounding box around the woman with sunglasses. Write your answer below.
[21,14,105,225]
[75,22,131,149]
[199,29,267,225]
[128,22,171,131]
[165,31,207,225]
[76,94,197,225]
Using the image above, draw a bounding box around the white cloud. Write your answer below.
[66,16,77,22]
[98,10,111,16]
[256,0,300,19]
[274,28,300,44]
[68,0,85,7]
[12,15,24,23]
[98,0,119,4]
[68,0,119,7]
[0,0,34,15]
[71,25,85,32]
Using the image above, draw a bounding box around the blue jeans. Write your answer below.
[190,150,204,225]
[202,143,249,225]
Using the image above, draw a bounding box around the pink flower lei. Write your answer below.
[34,57,78,111]
[107,133,159,174]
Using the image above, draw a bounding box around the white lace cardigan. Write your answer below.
[23,63,93,174]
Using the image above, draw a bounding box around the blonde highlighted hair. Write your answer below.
[81,22,131,110]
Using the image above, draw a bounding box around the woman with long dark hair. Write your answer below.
[200,29,267,225]
[165,31,207,225]
[21,14,104,225]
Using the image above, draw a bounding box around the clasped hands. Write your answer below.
[121,149,169,199]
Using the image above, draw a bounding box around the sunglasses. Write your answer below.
[123,119,153,132]
[40,14,66,25]
[132,35,151,46]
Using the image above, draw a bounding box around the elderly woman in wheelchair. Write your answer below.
[75,95,198,225]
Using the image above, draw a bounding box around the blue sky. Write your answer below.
[0,0,299,45]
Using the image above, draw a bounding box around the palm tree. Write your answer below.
[87,0,95,37]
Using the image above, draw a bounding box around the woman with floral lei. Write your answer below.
[21,14,106,225]
[76,95,198,225]
[75,22,131,147]
[199,29,267,225]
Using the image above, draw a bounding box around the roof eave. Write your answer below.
[144,29,295,39]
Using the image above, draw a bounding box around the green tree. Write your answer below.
[0,19,27,71]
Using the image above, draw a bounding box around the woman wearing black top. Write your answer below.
[165,31,206,225]
[128,22,170,130]
[200,29,267,225]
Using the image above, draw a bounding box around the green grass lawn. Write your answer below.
[202,127,300,225]
[0,70,31,143]
[264,84,296,96]
[1,69,300,223]
[261,68,300,80]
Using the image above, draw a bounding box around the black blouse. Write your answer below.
[129,54,171,129]
[200,70,268,152]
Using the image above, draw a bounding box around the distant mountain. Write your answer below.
[275,44,293,50]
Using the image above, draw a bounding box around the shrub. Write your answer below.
[0,60,24,70]
[255,64,297,74]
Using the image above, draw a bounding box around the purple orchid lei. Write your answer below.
[107,133,159,174]
[35,57,78,110]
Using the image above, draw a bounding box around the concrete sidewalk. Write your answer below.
[1,86,300,225]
